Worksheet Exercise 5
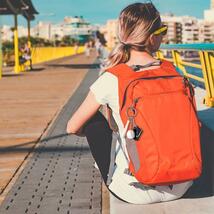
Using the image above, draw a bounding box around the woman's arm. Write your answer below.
[66,90,101,134]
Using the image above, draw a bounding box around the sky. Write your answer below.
[1,0,211,27]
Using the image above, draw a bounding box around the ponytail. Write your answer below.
[105,43,130,70]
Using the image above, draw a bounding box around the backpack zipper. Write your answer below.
[121,75,181,110]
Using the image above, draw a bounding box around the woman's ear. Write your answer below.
[148,34,157,46]
[145,34,155,53]
[147,34,162,53]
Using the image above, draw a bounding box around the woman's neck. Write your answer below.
[126,49,158,66]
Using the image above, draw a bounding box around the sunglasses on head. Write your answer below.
[153,24,168,36]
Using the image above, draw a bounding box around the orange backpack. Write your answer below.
[107,60,202,186]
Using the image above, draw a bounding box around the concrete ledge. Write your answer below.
[110,87,214,214]
[110,192,214,214]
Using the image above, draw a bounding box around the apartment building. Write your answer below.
[101,0,214,48]
[161,15,182,44]
[198,20,214,42]
[182,17,199,43]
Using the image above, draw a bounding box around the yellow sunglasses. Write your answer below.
[153,25,168,36]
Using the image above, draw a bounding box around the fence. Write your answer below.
[157,44,214,107]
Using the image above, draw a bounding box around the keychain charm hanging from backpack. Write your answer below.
[126,105,143,141]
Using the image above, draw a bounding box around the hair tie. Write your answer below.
[120,41,131,49]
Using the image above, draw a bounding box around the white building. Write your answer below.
[1,25,13,41]
[31,21,52,40]
[161,14,183,43]
[181,16,199,43]
[204,0,214,22]
[49,23,64,40]
[1,16,95,42]
[100,19,118,48]
[18,25,28,38]
[62,16,93,41]
[162,14,214,44]
[198,20,214,42]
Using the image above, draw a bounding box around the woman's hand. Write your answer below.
[66,90,101,134]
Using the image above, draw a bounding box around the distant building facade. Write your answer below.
[204,0,214,22]
[1,25,13,41]
[161,14,183,44]
[63,16,94,42]
[100,19,118,49]
[101,13,214,48]
[1,1,214,45]
[1,16,95,43]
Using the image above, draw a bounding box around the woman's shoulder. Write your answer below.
[90,70,118,91]
[98,70,118,82]
[90,70,119,105]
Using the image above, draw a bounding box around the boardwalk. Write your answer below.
[0,53,103,213]
[0,52,214,214]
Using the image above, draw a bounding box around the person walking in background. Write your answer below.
[66,2,201,204]
[74,42,79,55]
[95,31,107,59]
[95,31,109,70]
[95,38,102,58]
[84,42,91,58]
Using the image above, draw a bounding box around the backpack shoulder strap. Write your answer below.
[106,60,179,76]
[106,64,136,109]
[161,60,180,75]
[106,63,134,78]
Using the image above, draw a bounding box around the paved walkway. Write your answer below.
[0,54,90,197]
[0,53,104,214]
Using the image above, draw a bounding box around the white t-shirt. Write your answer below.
[90,71,192,204]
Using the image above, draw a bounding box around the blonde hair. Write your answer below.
[105,2,161,69]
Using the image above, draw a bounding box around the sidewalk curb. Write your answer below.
[102,182,110,214]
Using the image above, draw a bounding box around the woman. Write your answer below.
[67,2,193,204]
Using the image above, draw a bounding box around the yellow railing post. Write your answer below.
[156,50,164,60]
[171,50,188,76]
[14,15,20,73]
[159,47,213,107]
[199,51,214,107]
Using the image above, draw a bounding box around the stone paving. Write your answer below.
[0,54,90,198]
[0,53,104,214]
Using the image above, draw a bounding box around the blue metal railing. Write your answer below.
[161,43,214,51]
